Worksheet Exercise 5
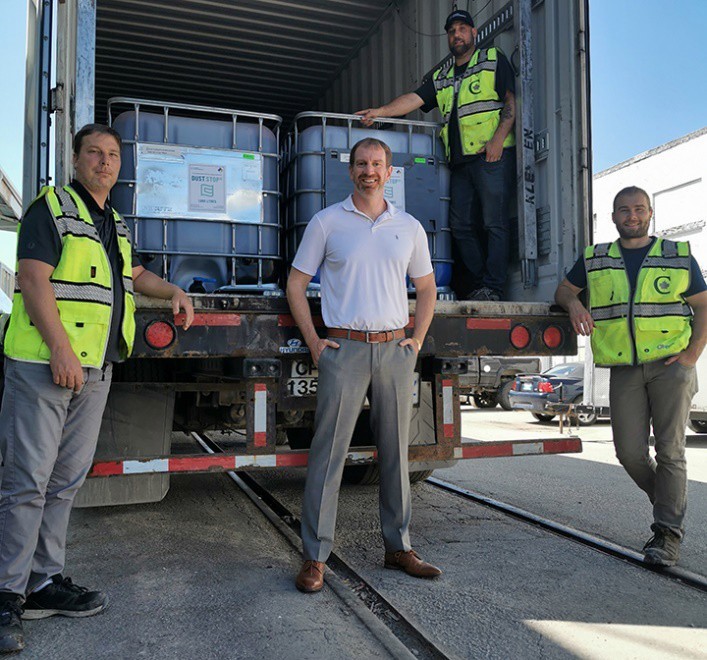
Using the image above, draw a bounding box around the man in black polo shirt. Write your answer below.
[0,124,193,653]
[357,9,516,301]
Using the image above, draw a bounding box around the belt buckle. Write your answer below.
[365,331,376,343]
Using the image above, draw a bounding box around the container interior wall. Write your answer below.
[318,0,587,301]
[83,0,587,301]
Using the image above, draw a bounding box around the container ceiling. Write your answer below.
[95,0,394,124]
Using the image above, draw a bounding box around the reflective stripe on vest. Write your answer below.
[584,238,692,366]
[4,184,136,368]
[433,47,515,159]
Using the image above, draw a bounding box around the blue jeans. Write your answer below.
[448,148,515,296]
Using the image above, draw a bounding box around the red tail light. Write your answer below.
[511,381,517,390]
[144,321,176,350]
[510,325,531,349]
[538,381,554,393]
[543,326,563,349]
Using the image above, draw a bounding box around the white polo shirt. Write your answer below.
[292,195,433,331]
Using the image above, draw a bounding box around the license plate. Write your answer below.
[522,382,533,391]
[286,360,318,397]
[286,360,420,402]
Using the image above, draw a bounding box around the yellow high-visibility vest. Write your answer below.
[585,238,692,366]
[4,184,136,368]
[433,47,515,159]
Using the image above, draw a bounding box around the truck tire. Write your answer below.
[343,463,380,485]
[689,419,707,433]
[531,412,556,422]
[286,427,312,450]
[343,465,434,486]
[473,392,498,409]
[409,469,434,484]
[571,396,597,426]
[497,381,514,411]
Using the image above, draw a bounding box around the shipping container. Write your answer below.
[21,0,590,506]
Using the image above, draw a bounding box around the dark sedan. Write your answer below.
[509,362,597,425]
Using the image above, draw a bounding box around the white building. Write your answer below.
[592,126,707,268]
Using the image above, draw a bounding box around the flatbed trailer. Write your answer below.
[78,296,580,505]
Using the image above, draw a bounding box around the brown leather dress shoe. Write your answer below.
[295,560,326,593]
[384,550,442,578]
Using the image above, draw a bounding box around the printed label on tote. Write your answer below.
[188,164,226,212]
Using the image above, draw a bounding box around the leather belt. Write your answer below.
[327,328,405,343]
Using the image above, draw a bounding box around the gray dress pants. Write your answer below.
[0,358,112,595]
[609,359,698,537]
[301,338,417,562]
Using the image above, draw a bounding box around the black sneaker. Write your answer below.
[0,593,24,653]
[22,576,107,620]
[643,526,681,567]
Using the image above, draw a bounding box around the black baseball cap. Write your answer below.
[444,9,474,31]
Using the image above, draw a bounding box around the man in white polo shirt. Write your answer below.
[287,137,440,593]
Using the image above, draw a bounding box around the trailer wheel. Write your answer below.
[531,412,556,422]
[342,464,380,485]
[343,466,434,486]
[570,396,597,426]
[286,427,312,450]
[497,381,514,411]
[689,419,707,433]
[408,469,434,484]
[473,392,498,409]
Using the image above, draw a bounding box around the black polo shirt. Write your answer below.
[17,180,142,363]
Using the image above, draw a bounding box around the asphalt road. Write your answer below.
[450,405,707,574]
[18,410,707,659]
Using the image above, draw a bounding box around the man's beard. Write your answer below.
[616,222,649,239]
[449,39,473,57]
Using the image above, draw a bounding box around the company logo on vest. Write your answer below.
[653,276,671,294]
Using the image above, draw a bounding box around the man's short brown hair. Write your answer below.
[349,138,393,168]
[613,186,651,210]
[73,123,123,155]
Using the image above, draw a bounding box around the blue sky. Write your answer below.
[590,0,707,171]
[1,0,706,266]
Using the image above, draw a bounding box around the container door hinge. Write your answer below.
[50,84,64,113]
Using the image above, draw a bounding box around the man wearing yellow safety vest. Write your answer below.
[0,124,194,653]
[555,186,707,568]
[357,9,516,301]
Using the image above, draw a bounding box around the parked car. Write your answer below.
[458,357,541,410]
[509,362,600,426]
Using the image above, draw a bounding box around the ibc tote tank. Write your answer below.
[283,112,452,295]
[109,98,282,294]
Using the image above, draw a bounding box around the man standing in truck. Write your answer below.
[0,124,194,653]
[356,9,516,302]
[287,137,441,593]
[555,186,706,567]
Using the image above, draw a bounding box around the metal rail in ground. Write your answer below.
[192,432,456,660]
[427,477,707,594]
